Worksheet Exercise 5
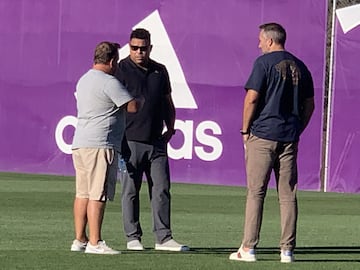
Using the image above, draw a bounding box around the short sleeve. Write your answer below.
[162,67,172,95]
[104,77,133,107]
[244,57,267,93]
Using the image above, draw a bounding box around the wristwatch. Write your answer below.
[240,130,250,135]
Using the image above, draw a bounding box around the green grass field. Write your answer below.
[0,172,359,270]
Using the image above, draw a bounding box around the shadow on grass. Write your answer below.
[120,246,360,262]
[183,246,360,262]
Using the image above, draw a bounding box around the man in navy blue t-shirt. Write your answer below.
[230,23,315,263]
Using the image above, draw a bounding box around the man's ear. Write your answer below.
[268,38,273,47]
[109,58,114,67]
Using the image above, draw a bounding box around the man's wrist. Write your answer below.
[168,128,176,135]
[240,130,250,135]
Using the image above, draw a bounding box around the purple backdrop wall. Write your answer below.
[327,11,360,193]
[0,0,326,190]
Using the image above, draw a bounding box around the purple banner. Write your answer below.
[327,5,360,193]
[0,0,326,190]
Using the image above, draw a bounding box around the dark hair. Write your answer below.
[259,23,286,46]
[93,41,120,64]
[130,28,151,44]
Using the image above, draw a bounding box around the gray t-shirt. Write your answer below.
[72,69,133,152]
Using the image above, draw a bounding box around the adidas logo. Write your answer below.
[336,4,360,33]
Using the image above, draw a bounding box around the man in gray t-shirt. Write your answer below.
[70,41,137,255]
[72,68,132,152]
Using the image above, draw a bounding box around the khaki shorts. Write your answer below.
[72,148,118,201]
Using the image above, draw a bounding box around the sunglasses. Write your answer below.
[130,45,149,52]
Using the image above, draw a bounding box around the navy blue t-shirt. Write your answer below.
[116,56,171,143]
[245,51,314,142]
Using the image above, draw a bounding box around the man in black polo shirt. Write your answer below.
[115,28,189,252]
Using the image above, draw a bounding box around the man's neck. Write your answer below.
[270,45,285,53]
[93,63,111,74]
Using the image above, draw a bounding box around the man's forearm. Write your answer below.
[300,97,315,132]
[164,95,176,131]
[242,90,259,133]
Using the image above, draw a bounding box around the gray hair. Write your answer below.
[259,23,286,46]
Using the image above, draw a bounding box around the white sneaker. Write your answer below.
[70,239,87,252]
[229,244,256,262]
[85,240,120,255]
[127,240,144,250]
[155,239,190,252]
[280,250,294,263]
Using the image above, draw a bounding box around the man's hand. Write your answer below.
[162,128,176,143]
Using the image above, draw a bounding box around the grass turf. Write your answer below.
[0,172,359,269]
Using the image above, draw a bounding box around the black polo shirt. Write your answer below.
[116,56,171,143]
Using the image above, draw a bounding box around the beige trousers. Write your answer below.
[242,134,298,251]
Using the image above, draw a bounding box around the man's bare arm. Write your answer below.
[242,89,260,139]
[300,97,315,133]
